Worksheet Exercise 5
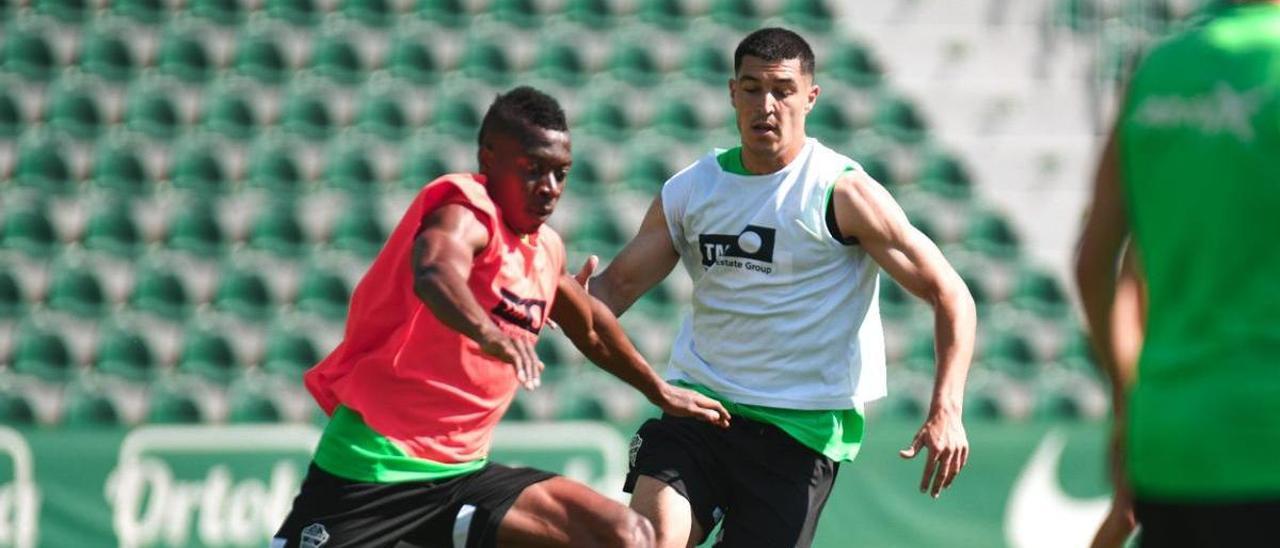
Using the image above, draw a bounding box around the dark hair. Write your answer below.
[477,86,568,146]
[733,27,815,76]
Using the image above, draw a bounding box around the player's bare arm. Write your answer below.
[411,203,543,390]
[830,169,976,498]
[581,196,681,315]
[551,273,731,428]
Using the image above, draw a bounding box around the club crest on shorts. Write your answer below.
[629,434,643,468]
[300,523,330,548]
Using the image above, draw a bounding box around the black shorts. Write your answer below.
[623,414,839,548]
[1134,497,1280,547]
[272,462,555,548]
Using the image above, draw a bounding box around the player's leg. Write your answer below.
[629,476,703,548]
[495,476,654,547]
[624,415,729,548]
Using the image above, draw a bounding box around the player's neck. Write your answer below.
[740,139,807,175]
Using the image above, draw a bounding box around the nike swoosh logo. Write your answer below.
[1004,431,1110,548]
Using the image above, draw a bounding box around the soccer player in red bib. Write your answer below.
[272,87,730,548]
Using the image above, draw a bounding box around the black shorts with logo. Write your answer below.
[272,462,555,548]
[623,414,840,548]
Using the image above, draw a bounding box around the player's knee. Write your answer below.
[600,508,654,548]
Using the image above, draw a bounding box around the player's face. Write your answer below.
[730,56,819,166]
[481,127,572,235]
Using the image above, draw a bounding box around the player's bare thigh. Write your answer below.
[497,476,655,547]
[629,475,703,548]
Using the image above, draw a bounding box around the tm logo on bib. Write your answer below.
[699,225,776,271]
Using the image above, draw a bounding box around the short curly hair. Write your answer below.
[477,86,568,147]
[734,27,815,76]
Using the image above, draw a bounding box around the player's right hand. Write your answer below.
[479,328,543,391]
[654,383,731,428]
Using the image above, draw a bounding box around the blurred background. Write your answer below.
[0,0,1223,546]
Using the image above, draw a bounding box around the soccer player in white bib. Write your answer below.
[576,28,977,547]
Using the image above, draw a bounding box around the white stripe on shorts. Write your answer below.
[453,504,476,548]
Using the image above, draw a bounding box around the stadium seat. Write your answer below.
[46,265,108,317]
[156,33,215,83]
[80,30,136,82]
[879,278,913,319]
[638,0,688,29]
[859,154,895,188]
[95,325,158,381]
[93,140,152,194]
[324,142,379,191]
[653,100,702,142]
[431,95,481,139]
[568,155,603,190]
[0,90,21,137]
[170,144,230,194]
[233,34,289,84]
[399,143,452,189]
[459,39,513,85]
[62,393,123,427]
[213,267,274,321]
[47,85,104,139]
[246,141,305,192]
[981,330,1038,379]
[355,93,410,141]
[201,88,259,140]
[330,204,386,258]
[34,0,90,23]
[295,267,352,321]
[825,41,882,88]
[1056,0,1101,34]
[416,0,469,27]
[340,0,395,27]
[533,42,587,85]
[261,329,320,377]
[12,325,75,382]
[3,28,58,81]
[570,210,626,249]
[782,0,833,31]
[228,389,283,422]
[386,37,442,84]
[1,206,59,258]
[82,204,143,258]
[874,96,926,144]
[125,88,182,139]
[310,34,365,84]
[1056,330,1098,373]
[709,0,760,30]
[607,42,660,87]
[265,0,323,26]
[964,210,1020,259]
[114,0,168,24]
[190,0,246,25]
[917,150,974,199]
[1012,267,1069,319]
[130,264,190,320]
[492,0,540,28]
[0,393,36,426]
[178,327,239,382]
[682,43,730,84]
[622,154,673,194]
[577,97,631,141]
[562,0,615,28]
[280,92,336,140]
[807,102,854,144]
[147,389,204,423]
[0,271,24,319]
[14,140,73,194]
[248,203,309,258]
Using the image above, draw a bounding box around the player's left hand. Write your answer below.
[899,409,969,498]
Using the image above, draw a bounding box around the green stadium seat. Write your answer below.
[248,203,308,258]
[0,271,24,319]
[562,0,615,27]
[1057,330,1098,373]
[981,330,1038,379]
[492,0,540,28]
[578,97,631,141]
[341,0,395,27]
[330,204,386,258]
[130,264,190,320]
[178,327,239,382]
[879,278,913,319]
[399,143,452,189]
[233,34,289,83]
[568,155,603,190]
[46,265,108,317]
[228,389,283,422]
[859,154,895,187]
[874,96,926,144]
[0,393,36,426]
[807,102,853,144]
[214,267,274,320]
[906,211,941,244]
[246,142,305,192]
[653,100,701,142]
[157,33,214,83]
[876,391,927,420]
[386,37,441,84]
[959,271,990,309]
[295,268,351,319]
[147,389,204,423]
[0,90,21,137]
[534,336,569,368]
[170,144,229,194]
[310,34,365,84]
[431,95,481,138]
[13,325,74,381]
[261,329,320,377]
[964,211,1020,259]
[3,29,58,81]
[47,86,104,139]
[280,92,335,141]
[265,0,322,26]
[82,204,142,258]
[95,325,158,381]
[1012,267,1069,319]
[917,150,974,199]
[638,0,688,28]
[709,0,760,30]
[15,140,74,195]
[201,89,259,140]
[826,41,882,88]
[782,0,833,31]
[114,0,168,24]
[570,211,627,248]
[682,43,730,84]
[34,0,90,22]
[80,31,136,82]
[622,154,672,194]
[1032,382,1089,421]
[355,93,410,140]
[63,393,123,427]
[92,141,152,194]
[1,207,59,258]
[533,42,587,85]
[324,142,379,190]
[608,42,660,87]
[1056,0,1101,34]
[416,0,469,27]
[125,88,182,139]
[190,0,245,25]
[459,39,513,85]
